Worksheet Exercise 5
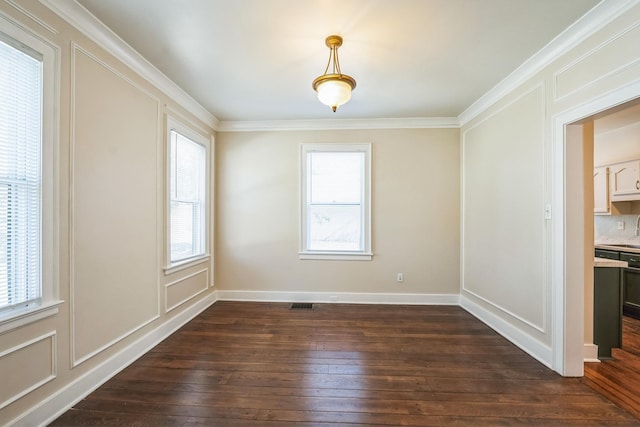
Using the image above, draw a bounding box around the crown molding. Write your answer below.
[217,116,460,132]
[458,0,640,127]
[38,0,637,133]
[39,0,219,130]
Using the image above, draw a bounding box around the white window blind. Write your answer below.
[0,38,43,312]
[169,129,206,264]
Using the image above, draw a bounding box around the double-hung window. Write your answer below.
[167,118,209,270]
[0,37,42,313]
[0,21,57,327]
[300,143,372,260]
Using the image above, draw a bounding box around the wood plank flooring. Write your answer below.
[584,315,640,420]
[51,302,640,426]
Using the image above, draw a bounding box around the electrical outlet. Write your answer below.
[618,221,625,230]
[397,273,404,283]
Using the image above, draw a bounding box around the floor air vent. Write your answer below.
[290,303,313,310]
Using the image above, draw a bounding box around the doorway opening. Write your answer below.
[578,99,640,417]
[553,82,640,377]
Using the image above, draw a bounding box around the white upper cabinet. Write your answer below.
[594,166,609,214]
[610,160,640,201]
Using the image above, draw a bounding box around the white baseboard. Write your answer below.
[215,290,460,305]
[10,292,218,427]
[460,294,553,368]
[583,343,600,363]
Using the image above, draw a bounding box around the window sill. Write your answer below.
[299,252,373,261]
[164,254,211,275]
[0,300,64,335]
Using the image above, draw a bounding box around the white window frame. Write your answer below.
[0,17,61,334]
[300,143,372,261]
[165,116,210,274]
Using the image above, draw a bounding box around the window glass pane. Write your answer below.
[169,129,206,264]
[309,152,362,204]
[170,201,202,261]
[174,132,204,201]
[0,37,42,311]
[308,205,361,251]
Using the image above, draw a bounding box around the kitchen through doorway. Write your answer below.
[560,92,640,372]
[580,98,640,418]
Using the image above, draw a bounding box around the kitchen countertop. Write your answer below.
[595,243,640,255]
[594,257,628,268]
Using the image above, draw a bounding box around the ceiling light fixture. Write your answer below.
[312,35,356,112]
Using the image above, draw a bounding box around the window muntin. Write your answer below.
[0,37,43,313]
[168,122,208,267]
[301,144,371,260]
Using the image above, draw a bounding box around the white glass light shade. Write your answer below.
[316,79,352,110]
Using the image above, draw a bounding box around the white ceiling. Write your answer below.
[76,0,601,123]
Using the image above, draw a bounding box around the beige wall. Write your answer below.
[215,129,460,297]
[462,85,547,341]
[71,46,161,364]
[461,2,640,372]
[0,1,215,424]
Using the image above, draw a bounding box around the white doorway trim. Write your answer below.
[552,81,640,376]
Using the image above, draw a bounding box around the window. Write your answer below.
[0,21,58,328]
[167,118,209,269]
[0,36,42,313]
[300,143,372,260]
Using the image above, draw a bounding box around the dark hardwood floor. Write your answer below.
[51,302,640,426]
[584,315,640,420]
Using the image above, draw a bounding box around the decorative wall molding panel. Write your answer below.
[554,20,640,101]
[0,332,56,410]
[4,0,58,34]
[70,45,161,366]
[462,83,547,333]
[165,269,209,313]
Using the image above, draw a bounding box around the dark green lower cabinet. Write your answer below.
[594,267,623,359]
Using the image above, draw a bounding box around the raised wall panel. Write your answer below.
[165,269,209,313]
[0,333,56,409]
[4,0,59,34]
[462,84,546,332]
[71,46,160,366]
[555,21,640,101]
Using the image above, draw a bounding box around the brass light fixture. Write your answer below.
[312,35,356,112]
